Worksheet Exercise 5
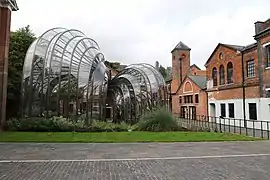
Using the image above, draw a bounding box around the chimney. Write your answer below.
[255,21,264,35]
[155,61,159,70]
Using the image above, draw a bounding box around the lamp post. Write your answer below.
[0,0,18,130]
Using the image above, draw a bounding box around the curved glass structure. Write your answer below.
[21,28,108,120]
[107,64,167,123]
[21,28,167,123]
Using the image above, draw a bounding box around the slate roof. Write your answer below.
[190,64,201,70]
[171,41,191,53]
[242,42,257,51]
[221,44,245,51]
[188,75,207,89]
[204,43,245,67]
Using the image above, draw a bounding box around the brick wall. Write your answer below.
[206,45,242,86]
[171,49,190,93]
[0,7,11,129]
[258,34,270,95]
[172,77,208,116]
[190,66,206,76]
[206,44,261,100]
[208,86,259,101]
[243,47,259,88]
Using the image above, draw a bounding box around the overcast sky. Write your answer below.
[11,0,270,69]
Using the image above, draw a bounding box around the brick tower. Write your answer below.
[171,41,191,93]
[0,0,18,130]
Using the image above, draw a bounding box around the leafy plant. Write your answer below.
[6,117,131,132]
[7,25,36,119]
[137,107,179,132]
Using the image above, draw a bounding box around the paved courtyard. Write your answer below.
[0,141,270,180]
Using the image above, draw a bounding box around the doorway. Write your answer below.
[209,103,216,121]
[189,106,196,120]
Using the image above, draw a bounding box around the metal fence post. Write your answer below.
[261,121,263,139]
[253,121,255,137]
[223,118,226,132]
[229,118,231,133]
[234,118,236,133]
[219,117,222,133]
[267,122,269,140]
[245,120,248,136]
[240,119,242,135]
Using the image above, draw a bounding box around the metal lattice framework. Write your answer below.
[108,64,167,123]
[21,28,168,123]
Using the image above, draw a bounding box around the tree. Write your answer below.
[6,25,36,119]
[158,65,167,79]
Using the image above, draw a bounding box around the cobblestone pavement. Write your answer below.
[0,141,270,180]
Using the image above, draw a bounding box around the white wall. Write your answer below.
[208,98,270,121]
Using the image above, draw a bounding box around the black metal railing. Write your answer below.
[176,114,270,139]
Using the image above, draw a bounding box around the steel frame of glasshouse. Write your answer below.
[21,28,168,123]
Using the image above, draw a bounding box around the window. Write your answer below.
[247,60,255,77]
[184,95,193,104]
[249,103,257,120]
[220,103,226,117]
[195,94,199,103]
[219,65,225,85]
[212,67,217,86]
[265,45,270,68]
[228,103,235,118]
[266,90,270,98]
[227,62,233,84]
[219,52,223,60]
[179,96,182,104]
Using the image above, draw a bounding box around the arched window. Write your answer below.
[212,67,217,86]
[227,62,233,84]
[219,65,225,85]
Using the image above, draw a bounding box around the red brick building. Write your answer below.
[177,75,208,119]
[170,41,208,117]
[205,18,270,121]
[0,1,18,129]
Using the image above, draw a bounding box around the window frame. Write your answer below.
[219,65,225,85]
[227,62,233,84]
[265,45,270,68]
[220,103,226,117]
[246,59,255,78]
[228,103,235,118]
[183,95,193,104]
[212,67,218,86]
[248,103,257,120]
[266,90,270,98]
[179,96,182,104]
[195,94,199,104]
[219,52,223,60]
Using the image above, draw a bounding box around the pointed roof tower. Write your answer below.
[171,41,191,53]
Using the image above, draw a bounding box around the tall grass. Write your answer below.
[137,107,179,132]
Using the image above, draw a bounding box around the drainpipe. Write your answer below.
[205,90,209,118]
[241,50,246,127]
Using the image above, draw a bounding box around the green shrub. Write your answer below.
[90,121,129,132]
[137,107,179,132]
[6,117,131,132]
[7,117,75,132]
[50,116,74,132]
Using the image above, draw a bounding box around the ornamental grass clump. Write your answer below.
[137,107,179,132]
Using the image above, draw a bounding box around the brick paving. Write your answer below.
[0,142,270,180]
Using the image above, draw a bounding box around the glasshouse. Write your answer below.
[21,28,168,124]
